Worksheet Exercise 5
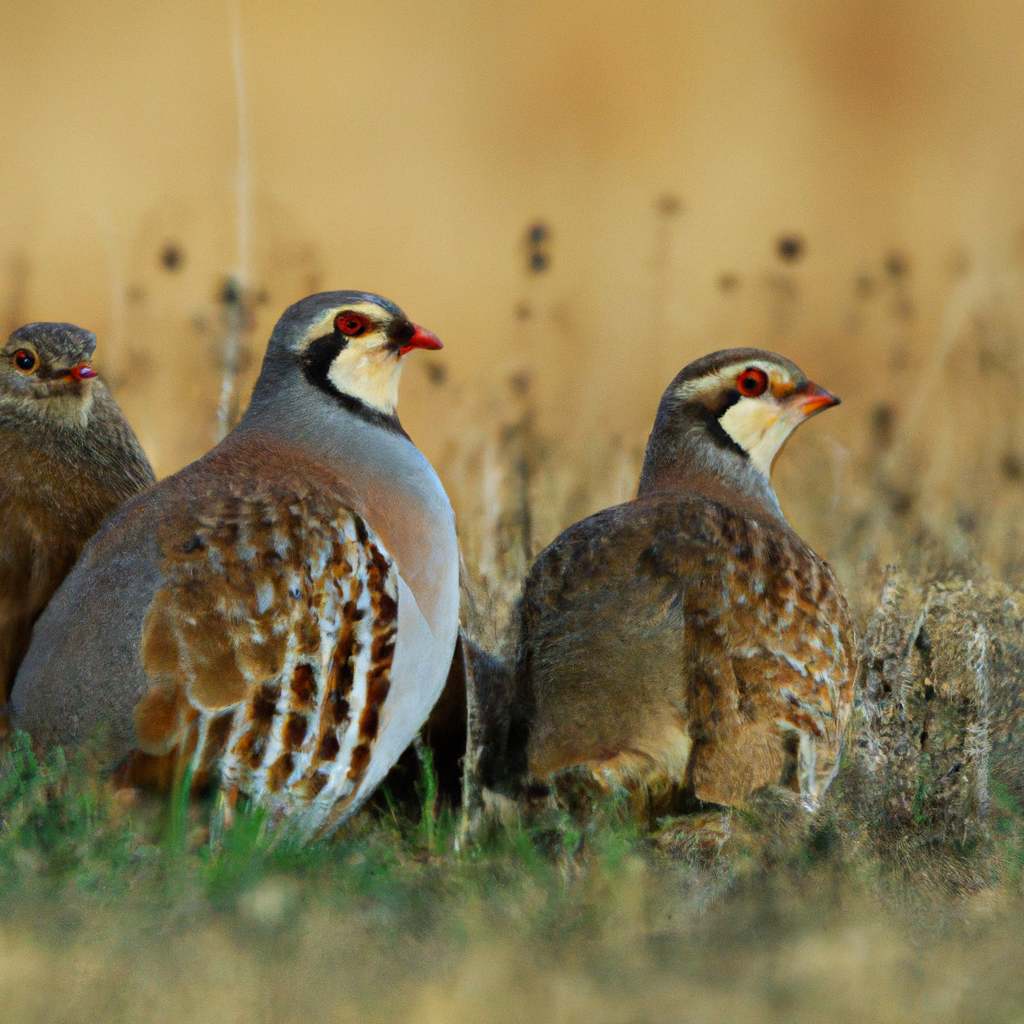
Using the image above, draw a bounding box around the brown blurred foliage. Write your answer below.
[1,0,1023,518]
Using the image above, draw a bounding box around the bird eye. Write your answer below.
[335,313,370,337]
[13,349,36,374]
[737,368,768,397]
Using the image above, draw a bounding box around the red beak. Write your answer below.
[70,363,98,381]
[792,381,839,417]
[398,323,442,357]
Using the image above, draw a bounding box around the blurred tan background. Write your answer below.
[3,0,1024,556]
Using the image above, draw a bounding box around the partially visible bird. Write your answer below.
[0,323,154,702]
[12,292,459,839]
[487,348,856,818]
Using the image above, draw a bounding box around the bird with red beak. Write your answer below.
[480,347,856,825]
[0,321,154,701]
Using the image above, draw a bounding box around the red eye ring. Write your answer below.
[335,312,370,337]
[13,349,36,373]
[737,367,768,397]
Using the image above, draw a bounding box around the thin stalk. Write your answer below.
[216,0,252,441]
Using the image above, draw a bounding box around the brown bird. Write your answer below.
[487,348,857,818]
[12,292,459,840]
[0,322,154,703]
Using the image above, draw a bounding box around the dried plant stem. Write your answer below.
[216,0,252,442]
[215,280,246,441]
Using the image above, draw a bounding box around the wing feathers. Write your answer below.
[136,483,400,835]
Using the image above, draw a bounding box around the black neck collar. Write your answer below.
[299,330,409,438]
[327,389,409,438]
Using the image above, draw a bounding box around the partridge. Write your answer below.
[0,323,154,703]
[490,348,857,817]
[12,292,459,839]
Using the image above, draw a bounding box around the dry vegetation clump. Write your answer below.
[841,569,1024,888]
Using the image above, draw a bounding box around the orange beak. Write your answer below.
[792,381,839,418]
[69,363,98,381]
[398,323,442,357]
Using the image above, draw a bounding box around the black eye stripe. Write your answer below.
[301,332,348,388]
[698,404,748,459]
[390,320,415,346]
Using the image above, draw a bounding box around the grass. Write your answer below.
[0,729,630,928]
[4,713,1024,1023]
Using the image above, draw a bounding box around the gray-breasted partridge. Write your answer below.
[488,348,857,818]
[12,292,459,839]
[0,323,154,703]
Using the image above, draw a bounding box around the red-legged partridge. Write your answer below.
[489,348,857,817]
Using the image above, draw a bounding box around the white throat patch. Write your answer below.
[327,344,403,415]
[719,396,800,478]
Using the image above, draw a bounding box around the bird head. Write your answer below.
[0,323,100,421]
[261,291,442,421]
[675,348,839,476]
[640,348,840,507]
